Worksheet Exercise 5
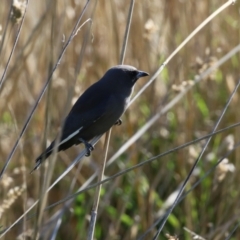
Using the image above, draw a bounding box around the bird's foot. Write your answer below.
[79,138,94,156]
[85,142,94,156]
[115,119,122,126]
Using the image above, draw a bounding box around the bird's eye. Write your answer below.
[128,70,137,78]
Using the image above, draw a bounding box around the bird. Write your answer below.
[32,65,149,171]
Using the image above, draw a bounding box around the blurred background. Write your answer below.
[0,0,240,239]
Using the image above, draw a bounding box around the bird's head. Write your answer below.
[102,65,149,90]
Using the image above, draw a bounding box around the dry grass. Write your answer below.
[0,0,240,239]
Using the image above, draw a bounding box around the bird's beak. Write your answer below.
[136,71,149,79]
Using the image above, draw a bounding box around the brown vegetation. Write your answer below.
[0,0,240,239]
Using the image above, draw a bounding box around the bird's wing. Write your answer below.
[58,82,112,144]
[60,106,106,142]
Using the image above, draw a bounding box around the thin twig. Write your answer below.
[129,0,235,106]
[109,41,240,167]
[139,140,240,239]
[87,0,135,238]
[183,227,207,240]
[46,12,95,240]
[224,220,240,240]
[0,0,91,180]
[0,2,12,56]
[0,1,237,236]
[153,77,240,239]
[1,122,240,235]
[0,0,29,91]
[119,0,135,65]
[33,6,58,239]
[43,121,240,210]
[87,129,111,240]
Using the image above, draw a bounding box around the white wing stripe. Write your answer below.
[58,126,83,146]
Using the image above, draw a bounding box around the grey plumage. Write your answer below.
[33,65,149,171]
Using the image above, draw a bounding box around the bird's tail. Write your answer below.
[30,143,54,173]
